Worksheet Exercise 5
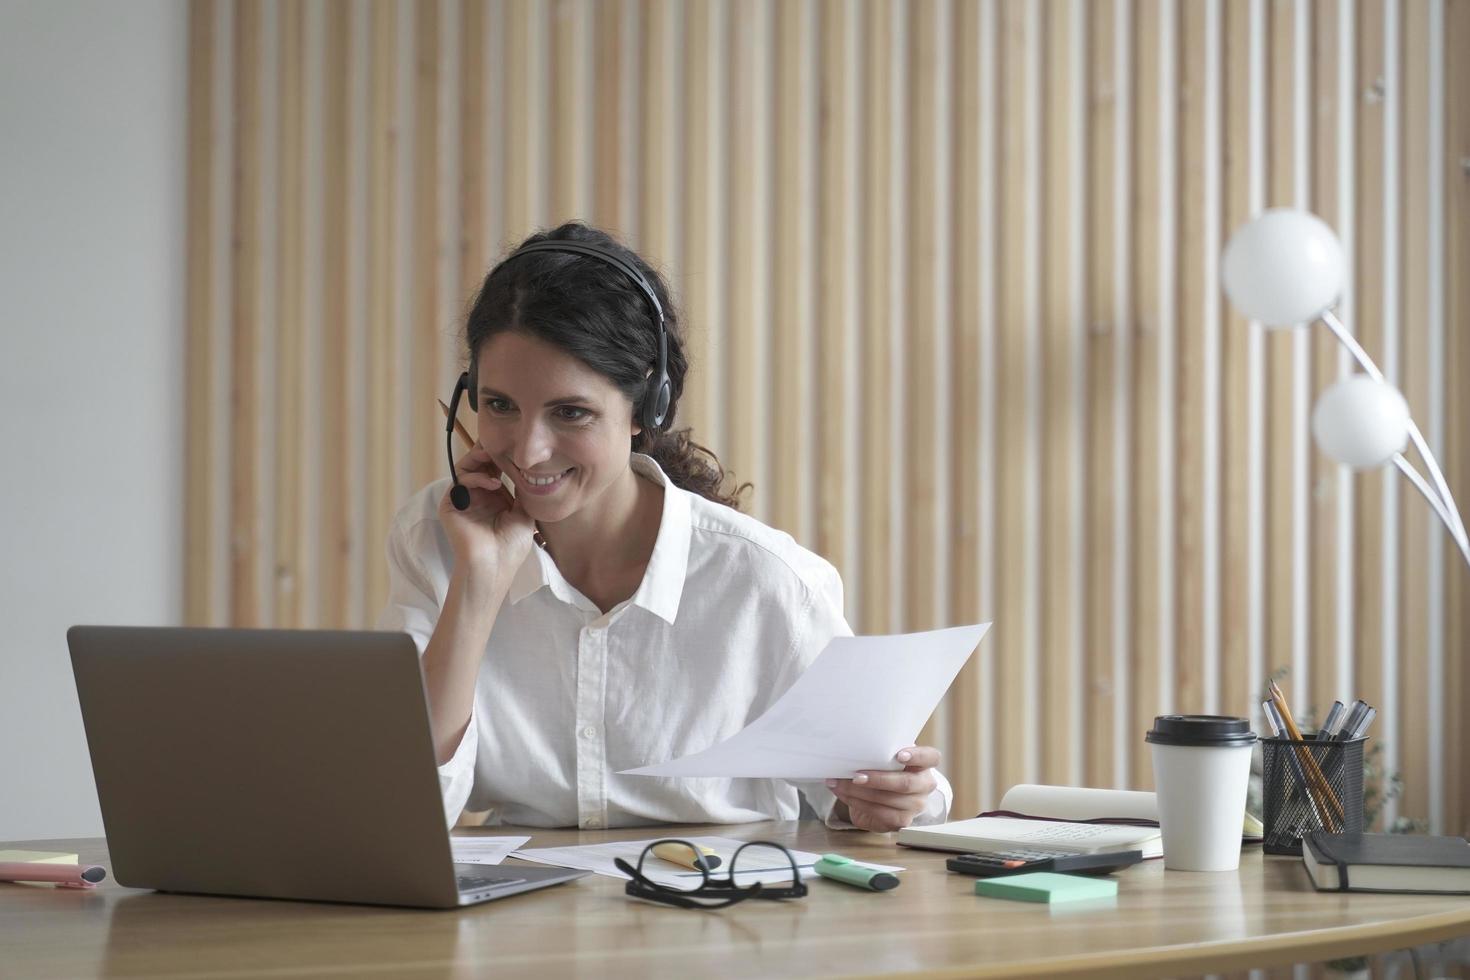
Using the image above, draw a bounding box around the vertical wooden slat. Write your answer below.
[640,0,677,268]
[1264,0,1299,719]
[1308,0,1342,722]
[185,0,216,628]
[680,0,720,453]
[727,1,773,521]
[1040,0,1077,785]
[817,0,853,589]
[592,0,626,232]
[772,0,807,541]
[1175,0,1208,713]
[230,0,263,628]
[948,0,984,815]
[1130,0,1163,790]
[1398,0,1431,829]
[946,0,981,811]
[995,0,1030,792]
[504,0,534,240]
[1085,0,1118,788]
[1220,0,1251,720]
[274,0,306,628]
[459,0,486,305]
[1445,0,1470,839]
[319,0,351,629]
[1354,0,1388,827]
[907,0,940,643]
[860,0,892,636]
[552,0,588,222]
[411,0,441,491]
[364,0,398,623]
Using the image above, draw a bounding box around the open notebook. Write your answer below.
[896,784,1263,859]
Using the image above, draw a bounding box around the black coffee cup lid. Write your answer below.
[1145,714,1257,747]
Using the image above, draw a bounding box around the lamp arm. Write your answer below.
[1318,308,1468,546]
[1318,309,1385,383]
[1392,454,1470,569]
[1405,419,1469,546]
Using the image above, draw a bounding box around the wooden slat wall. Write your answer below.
[184,0,1470,837]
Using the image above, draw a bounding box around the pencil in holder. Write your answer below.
[1260,734,1366,856]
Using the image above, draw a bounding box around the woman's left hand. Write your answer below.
[826,746,941,833]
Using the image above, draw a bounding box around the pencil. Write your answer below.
[1269,681,1344,829]
[438,398,474,450]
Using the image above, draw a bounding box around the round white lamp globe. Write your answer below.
[1221,209,1346,327]
[1310,376,1411,470]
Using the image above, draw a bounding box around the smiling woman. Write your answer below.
[374,222,953,835]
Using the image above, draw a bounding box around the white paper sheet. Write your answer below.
[619,623,989,779]
[450,835,532,866]
[511,835,903,888]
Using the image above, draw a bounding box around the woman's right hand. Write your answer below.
[438,443,537,583]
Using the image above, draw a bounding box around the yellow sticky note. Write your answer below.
[0,850,80,865]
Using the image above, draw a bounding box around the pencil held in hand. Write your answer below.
[438,398,474,450]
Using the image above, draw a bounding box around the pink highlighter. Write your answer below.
[0,862,108,888]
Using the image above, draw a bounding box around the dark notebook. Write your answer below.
[1302,831,1470,894]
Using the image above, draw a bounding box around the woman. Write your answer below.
[378,222,952,832]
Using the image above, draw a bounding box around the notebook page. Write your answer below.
[962,816,1159,850]
[998,784,1159,823]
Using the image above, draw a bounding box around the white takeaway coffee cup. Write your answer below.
[1146,715,1257,871]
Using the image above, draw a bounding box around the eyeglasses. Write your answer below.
[613,838,809,910]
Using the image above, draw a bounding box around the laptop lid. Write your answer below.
[68,626,473,908]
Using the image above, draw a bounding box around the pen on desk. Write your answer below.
[650,842,722,872]
[0,862,107,888]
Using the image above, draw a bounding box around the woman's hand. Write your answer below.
[437,443,537,582]
[826,746,941,833]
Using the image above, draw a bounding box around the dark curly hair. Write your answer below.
[464,222,750,510]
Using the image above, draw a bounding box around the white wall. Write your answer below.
[0,0,185,841]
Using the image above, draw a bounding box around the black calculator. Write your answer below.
[945,848,1144,878]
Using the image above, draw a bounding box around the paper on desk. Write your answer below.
[512,836,903,889]
[619,623,989,779]
[450,835,531,865]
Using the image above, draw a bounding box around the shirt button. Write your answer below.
[585,816,601,829]
[581,726,597,739]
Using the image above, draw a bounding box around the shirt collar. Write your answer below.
[505,453,692,624]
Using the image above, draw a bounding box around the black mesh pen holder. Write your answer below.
[1261,734,1366,855]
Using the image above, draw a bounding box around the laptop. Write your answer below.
[66,625,587,908]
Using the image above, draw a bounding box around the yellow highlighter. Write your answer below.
[650,842,723,872]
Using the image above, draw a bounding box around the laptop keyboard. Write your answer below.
[457,873,526,892]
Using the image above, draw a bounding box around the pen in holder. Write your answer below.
[1260,733,1366,855]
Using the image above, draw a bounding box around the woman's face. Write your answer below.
[474,330,640,524]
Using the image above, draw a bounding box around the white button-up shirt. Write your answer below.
[377,454,953,830]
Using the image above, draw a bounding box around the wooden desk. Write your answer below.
[5,823,1469,979]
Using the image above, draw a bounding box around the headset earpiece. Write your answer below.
[645,375,671,431]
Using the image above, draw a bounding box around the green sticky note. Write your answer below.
[974,872,1119,904]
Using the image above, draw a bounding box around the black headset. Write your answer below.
[446,239,672,511]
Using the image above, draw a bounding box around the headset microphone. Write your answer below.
[446,372,472,511]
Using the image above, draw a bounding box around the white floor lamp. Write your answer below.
[1221,209,1470,571]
